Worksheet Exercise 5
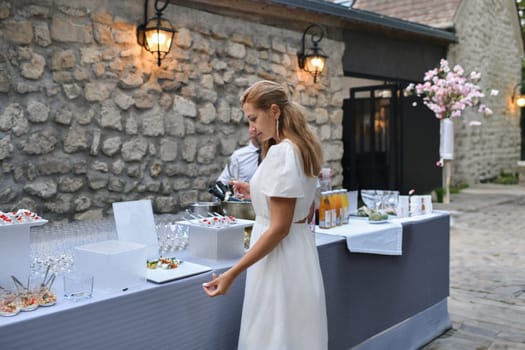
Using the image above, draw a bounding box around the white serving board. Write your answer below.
[146,261,212,284]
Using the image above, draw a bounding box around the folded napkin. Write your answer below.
[316,219,403,255]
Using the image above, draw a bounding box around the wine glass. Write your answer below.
[385,191,399,215]
[174,224,189,250]
[360,190,377,211]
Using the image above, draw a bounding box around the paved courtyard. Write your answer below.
[422,184,525,350]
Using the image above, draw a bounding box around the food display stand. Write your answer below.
[0,212,450,350]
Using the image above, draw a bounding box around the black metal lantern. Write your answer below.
[297,24,328,83]
[136,0,176,66]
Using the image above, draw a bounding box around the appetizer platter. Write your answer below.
[0,291,20,317]
[354,207,392,224]
[368,212,389,224]
[146,259,212,284]
[182,209,255,227]
[38,288,57,307]
[0,209,47,226]
[146,257,183,270]
[18,290,39,311]
[0,269,57,316]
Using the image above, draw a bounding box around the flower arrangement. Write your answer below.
[405,59,493,120]
[405,59,497,203]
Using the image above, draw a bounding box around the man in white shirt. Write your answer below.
[217,128,261,185]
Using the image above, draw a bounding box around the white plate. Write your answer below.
[146,261,212,284]
[368,219,389,224]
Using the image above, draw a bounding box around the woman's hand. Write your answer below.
[230,181,251,199]
[202,270,235,297]
[203,197,295,298]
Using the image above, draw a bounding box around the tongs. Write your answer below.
[208,183,225,201]
[207,181,233,201]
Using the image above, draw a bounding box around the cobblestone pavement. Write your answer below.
[422,184,525,350]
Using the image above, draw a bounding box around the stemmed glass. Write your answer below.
[30,219,119,277]
[384,191,399,215]
[226,157,240,182]
[361,190,399,214]
[361,190,378,211]
[30,225,66,275]
[374,190,385,212]
[174,224,189,250]
[156,221,189,254]
[156,221,171,254]
[226,158,242,199]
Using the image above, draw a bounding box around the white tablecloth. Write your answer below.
[315,212,446,255]
[0,212,451,350]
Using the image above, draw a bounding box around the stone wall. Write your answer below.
[0,0,346,221]
[447,0,523,185]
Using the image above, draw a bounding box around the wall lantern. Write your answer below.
[297,24,328,83]
[512,83,525,107]
[136,0,176,66]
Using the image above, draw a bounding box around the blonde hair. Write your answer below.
[240,80,323,177]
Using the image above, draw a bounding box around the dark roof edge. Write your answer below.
[271,0,458,43]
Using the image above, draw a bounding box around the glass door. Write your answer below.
[342,84,399,191]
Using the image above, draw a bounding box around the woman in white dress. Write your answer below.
[203,80,328,350]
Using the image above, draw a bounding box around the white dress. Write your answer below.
[238,140,328,350]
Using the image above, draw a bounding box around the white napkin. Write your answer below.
[316,218,403,255]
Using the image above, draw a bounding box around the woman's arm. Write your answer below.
[203,196,295,297]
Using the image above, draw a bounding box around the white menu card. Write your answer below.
[112,199,158,260]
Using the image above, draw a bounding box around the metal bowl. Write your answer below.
[188,201,222,217]
[221,200,255,220]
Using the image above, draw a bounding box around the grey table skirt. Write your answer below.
[0,212,450,350]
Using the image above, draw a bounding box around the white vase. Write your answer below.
[439,118,454,160]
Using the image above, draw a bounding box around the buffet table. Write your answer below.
[0,212,450,350]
